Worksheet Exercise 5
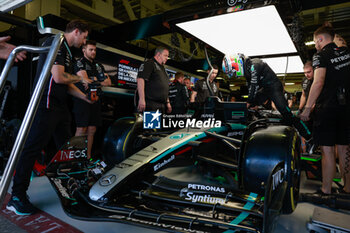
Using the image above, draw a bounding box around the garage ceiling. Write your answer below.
[57,0,350,91]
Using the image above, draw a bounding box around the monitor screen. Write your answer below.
[116,57,140,88]
[96,48,142,89]
[166,68,177,83]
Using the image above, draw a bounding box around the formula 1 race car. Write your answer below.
[44,97,301,233]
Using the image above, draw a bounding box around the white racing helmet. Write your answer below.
[222,53,245,78]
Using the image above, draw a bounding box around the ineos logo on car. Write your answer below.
[58,149,87,161]
[99,174,117,186]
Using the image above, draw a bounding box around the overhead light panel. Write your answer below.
[261,56,304,74]
[305,41,315,46]
[176,5,297,57]
[0,0,32,12]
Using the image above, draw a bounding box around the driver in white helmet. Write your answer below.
[222,54,312,141]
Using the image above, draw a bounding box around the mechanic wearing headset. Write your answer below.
[73,40,111,159]
[136,46,171,113]
[300,25,350,195]
[222,53,312,141]
[7,20,93,215]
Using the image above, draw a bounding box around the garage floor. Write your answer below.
[1,171,349,233]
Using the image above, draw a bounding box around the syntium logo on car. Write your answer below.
[183,192,226,205]
[179,184,226,204]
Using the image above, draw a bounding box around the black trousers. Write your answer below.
[261,81,311,140]
[12,107,71,198]
[146,99,166,113]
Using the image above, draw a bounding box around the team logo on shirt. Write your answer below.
[139,64,144,72]
[143,110,161,129]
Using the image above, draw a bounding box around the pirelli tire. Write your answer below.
[101,117,143,166]
[239,125,301,214]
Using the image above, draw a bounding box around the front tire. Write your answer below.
[102,117,143,166]
[240,125,301,214]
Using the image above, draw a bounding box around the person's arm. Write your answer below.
[247,65,259,106]
[100,73,112,86]
[183,85,190,107]
[166,98,172,113]
[0,36,26,62]
[52,64,89,85]
[271,101,277,111]
[67,83,93,103]
[298,90,306,111]
[98,64,112,86]
[76,70,93,89]
[137,78,146,112]
[300,68,326,121]
[190,90,197,102]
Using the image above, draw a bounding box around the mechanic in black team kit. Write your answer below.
[222,53,312,140]
[300,25,350,194]
[190,65,220,105]
[299,61,314,114]
[73,40,111,159]
[7,20,92,215]
[168,72,189,114]
[189,65,220,118]
[137,46,171,113]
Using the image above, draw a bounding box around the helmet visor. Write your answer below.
[233,56,244,77]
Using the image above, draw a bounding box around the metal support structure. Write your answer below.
[0,33,64,207]
[204,46,215,96]
[122,0,137,21]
